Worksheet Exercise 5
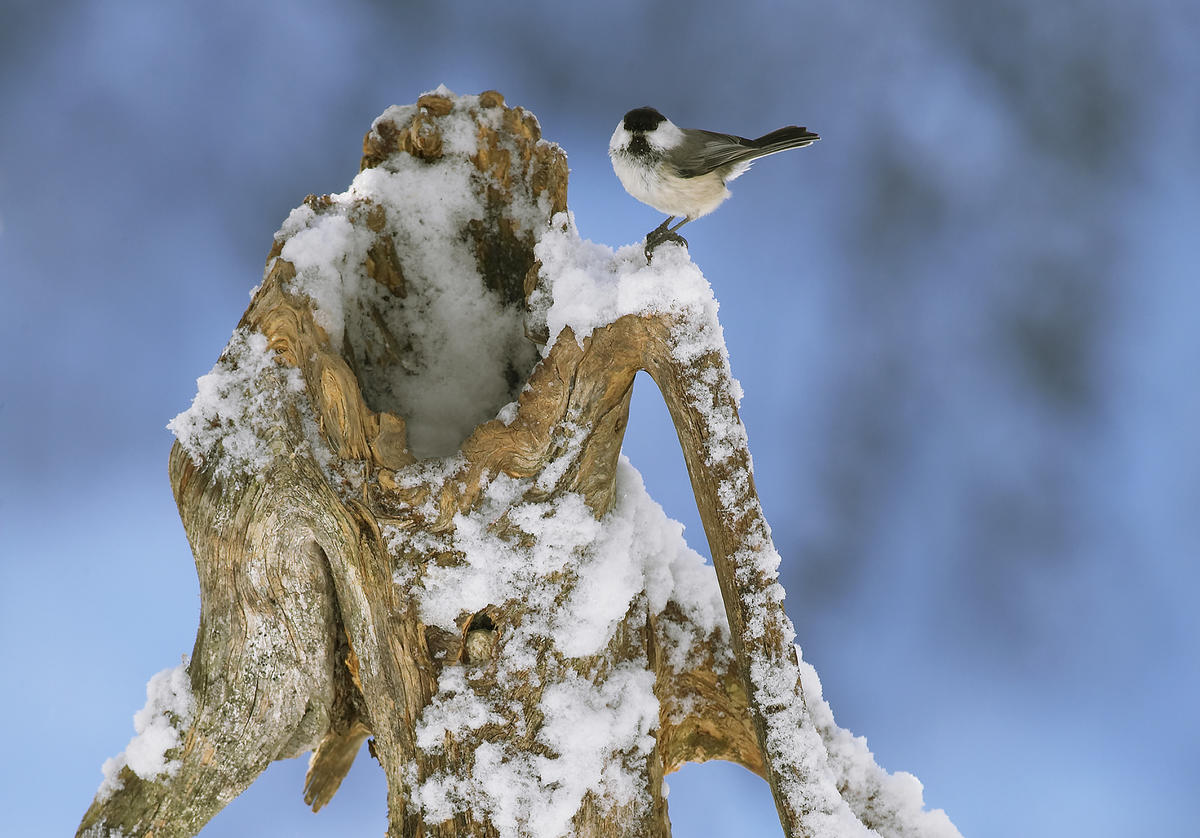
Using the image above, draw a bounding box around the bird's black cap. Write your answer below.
[622,107,667,133]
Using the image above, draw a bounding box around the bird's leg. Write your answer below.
[644,217,675,246]
[644,216,690,262]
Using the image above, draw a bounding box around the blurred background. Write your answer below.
[2,1,1197,835]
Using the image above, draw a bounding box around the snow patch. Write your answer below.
[167,328,312,482]
[276,89,544,458]
[411,458,723,661]
[97,662,195,801]
[797,647,962,838]
[530,214,722,362]
[415,664,659,838]
[392,457,725,837]
[416,667,505,752]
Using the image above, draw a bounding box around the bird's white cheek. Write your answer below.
[609,125,632,154]
[644,120,686,151]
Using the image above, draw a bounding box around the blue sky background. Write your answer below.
[2,1,1197,836]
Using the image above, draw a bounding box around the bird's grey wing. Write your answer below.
[672,127,820,178]
[670,130,759,178]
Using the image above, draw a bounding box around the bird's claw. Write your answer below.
[644,225,688,263]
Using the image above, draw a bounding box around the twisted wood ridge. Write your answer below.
[77,91,956,838]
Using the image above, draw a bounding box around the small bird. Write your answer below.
[609,107,820,258]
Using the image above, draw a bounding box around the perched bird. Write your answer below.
[608,107,820,258]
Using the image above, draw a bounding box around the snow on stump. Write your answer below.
[77,88,960,838]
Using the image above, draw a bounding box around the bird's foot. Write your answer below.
[644,226,688,263]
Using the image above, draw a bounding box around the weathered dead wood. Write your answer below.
[78,90,951,838]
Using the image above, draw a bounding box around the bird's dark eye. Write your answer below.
[623,107,666,133]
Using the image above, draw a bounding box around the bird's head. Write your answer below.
[609,106,684,158]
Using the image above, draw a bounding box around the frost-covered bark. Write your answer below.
[77,89,958,838]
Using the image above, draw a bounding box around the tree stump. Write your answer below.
[77,89,959,838]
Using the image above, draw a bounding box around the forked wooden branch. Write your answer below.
[77,90,954,838]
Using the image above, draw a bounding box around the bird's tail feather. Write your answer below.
[752,126,820,154]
